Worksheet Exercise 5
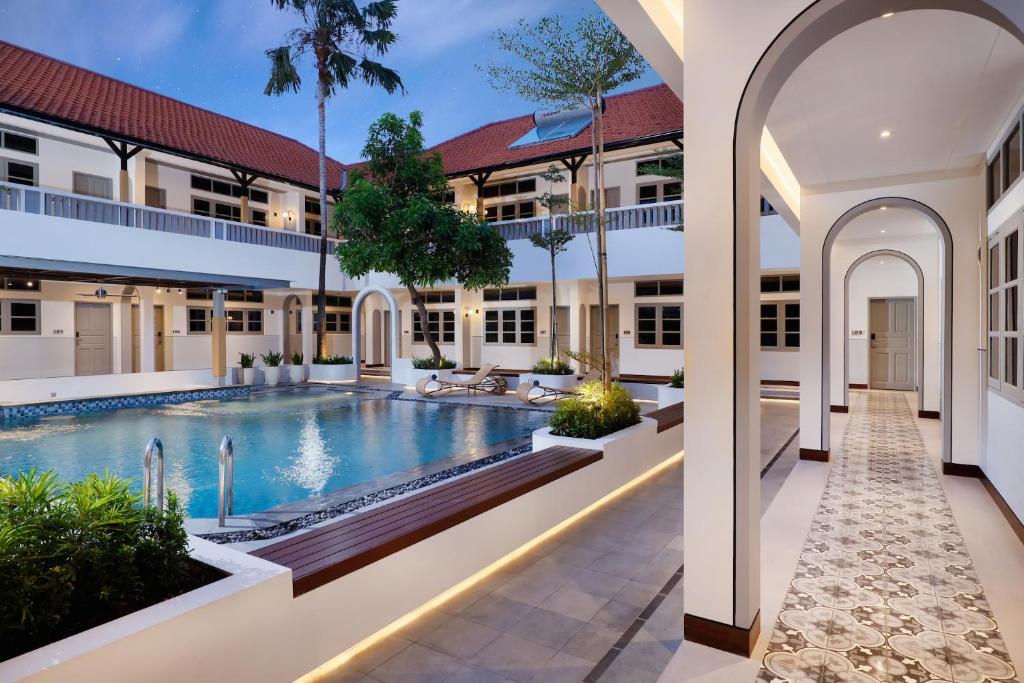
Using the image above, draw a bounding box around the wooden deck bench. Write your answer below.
[647,402,685,433]
[251,445,602,596]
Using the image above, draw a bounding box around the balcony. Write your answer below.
[491,200,683,241]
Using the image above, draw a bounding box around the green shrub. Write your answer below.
[290,351,304,365]
[238,352,256,369]
[260,350,284,367]
[314,355,354,365]
[0,470,216,660]
[669,368,684,388]
[530,357,574,375]
[549,381,641,440]
[411,356,456,370]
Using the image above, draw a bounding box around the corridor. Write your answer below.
[759,391,1018,682]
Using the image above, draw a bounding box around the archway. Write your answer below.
[842,249,926,413]
[351,285,399,381]
[371,309,383,366]
[823,198,952,463]
[282,294,302,361]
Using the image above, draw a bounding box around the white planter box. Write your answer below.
[241,367,256,386]
[287,365,306,384]
[405,367,454,386]
[518,372,578,391]
[657,385,685,408]
[263,366,281,387]
[308,363,357,382]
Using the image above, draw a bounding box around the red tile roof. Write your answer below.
[429,83,683,177]
[0,41,344,190]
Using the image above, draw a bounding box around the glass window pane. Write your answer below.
[990,293,1001,332]
[1006,286,1019,332]
[659,280,684,296]
[761,318,778,332]
[991,244,1001,288]
[4,132,37,154]
[1007,125,1021,187]
[635,282,659,296]
[760,303,777,317]
[761,333,777,348]
[784,303,800,318]
[661,306,681,319]
[784,333,800,348]
[662,333,681,346]
[990,336,1000,379]
[1006,337,1019,387]
[760,276,781,293]
[1007,232,1019,281]
[638,333,657,345]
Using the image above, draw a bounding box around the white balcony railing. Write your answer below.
[491,200,683,241]
[0,185,682,254]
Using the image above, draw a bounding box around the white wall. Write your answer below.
[845,257,919,386]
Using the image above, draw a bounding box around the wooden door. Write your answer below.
[589,304,619,374]
[869,298,915,390]
[154,305,165,371]
[76,303,112,376]
[551,305,570,358]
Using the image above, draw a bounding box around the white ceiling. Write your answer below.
[766,10,1024,188]
[834,207,937,242]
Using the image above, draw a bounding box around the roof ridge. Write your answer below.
[0,39,345,170]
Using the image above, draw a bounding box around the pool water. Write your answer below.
[0,389,548,518]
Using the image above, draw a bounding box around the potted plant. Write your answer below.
[288,351,305,384]
[519,357,578,391]
[239,352,256,386]
[260,350,284,387]
[658,368,685,408]
[309,355,356,381]
[406,355,456,386]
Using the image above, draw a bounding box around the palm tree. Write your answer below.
[265,0,404,357]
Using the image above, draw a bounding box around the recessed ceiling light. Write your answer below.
[880,130,892,139]
[880,206,887,211]
[881,11,895,18]
[881,229,887,234]
[880,261,886,265]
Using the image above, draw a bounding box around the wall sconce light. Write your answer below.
[461,202,474,213]
[284,210,295,222]
[463,307,479,318]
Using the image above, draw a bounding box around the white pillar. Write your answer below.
[300,292,315,361]
[138,287,156,373]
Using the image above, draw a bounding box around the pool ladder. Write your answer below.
[143,438,164,510]
[218,436,234,527]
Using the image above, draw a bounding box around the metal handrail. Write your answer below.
[143,438,164,510]
[218,436,234,526]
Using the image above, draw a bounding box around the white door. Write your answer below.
[869,297,916,391]
[76,303,113,376]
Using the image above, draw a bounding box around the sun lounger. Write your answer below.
[515,367,602,404]
[415,363,509,396]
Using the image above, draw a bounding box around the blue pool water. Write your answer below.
[0,389,548,518]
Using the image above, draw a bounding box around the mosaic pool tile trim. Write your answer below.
[0,386,251,420]
[200,442,535,544]
[758,391,1018,683]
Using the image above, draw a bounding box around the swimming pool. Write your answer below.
[0,388,549,518]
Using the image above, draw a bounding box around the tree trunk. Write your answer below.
[550,243,557,360]
[315,78,329,359]
[408,284,442,368]
[591,91,610,391]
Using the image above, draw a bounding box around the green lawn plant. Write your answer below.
[314,354,353,365]
[411,355,456,370]
[670,368,684,388]
[239,352,256,369]
[260,350,284,367]
[0,469,213,660]
[531,357,574,375]
[290,351,304,365]
[549,381,640,440]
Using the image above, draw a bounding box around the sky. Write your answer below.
[0,0,661,164]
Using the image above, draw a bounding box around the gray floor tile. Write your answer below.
[469,633,558,683]
[562,567,630,599]
[589,599,644,634]
[348,635,414,674]
[506,607,587,650]
[371,643,463,683]
[418,615,503,660]
[543,586,610,622]
[560,622,621,663]
[442,665,515,683]
[461,594,534,631]
[611,580,662,609]
[533,651,595,683]
[492,574,564,607]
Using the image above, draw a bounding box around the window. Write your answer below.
[1,159,36,186]
[1006,125,1021,189]
[187,307,211,334]
[225,309,245,333]
[186,288,212,300]
[225,291,264,303]
[443,188,455,205]
[483,287,536,301]
[190,174,268,203]
[187,307,263,334]
[421,290,456,303]
[760,197,778,216]
[636,182,677,205]
[413,310,455,344]
[990,229,1023,397]
[325,311,351,333]
[2,277,39,291]
[0,300,40,335]
[73,172,114,200]
[1,131,38,155]
[325,294,353,307]
[484,201,535,223]
[761,302,800,351]
[251,209,268,227]
[635,280,683,297]
[989,152,1004,208]
[191,198,242,222]
[760,273,800,293]
[484,308,535,345]
[247,310,264,334]
[635,304,683,348]
[638,185,658,205]
[481,178,535,199]
[636,157,680,176]
[145,186,167,209]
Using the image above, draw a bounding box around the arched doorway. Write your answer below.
[823,198,952,462]
[842,248,926,412]
[282,294,302,361]
[351,285,399,381]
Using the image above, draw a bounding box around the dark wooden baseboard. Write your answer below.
[918,410,940,420]
[849,383,868,389]
[942,462,984,478]
[980,477,1024,546]
[800,448,829,462]
[830,405,849,413]
[761,380,799,386]
[683,611,760,657]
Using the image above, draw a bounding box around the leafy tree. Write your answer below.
[265,0,404,357]
[530,165,574,360]
[334,112,514,368]
[639,151,683,231]
[482,13,647,389]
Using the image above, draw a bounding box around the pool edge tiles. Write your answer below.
[0,386,252,420]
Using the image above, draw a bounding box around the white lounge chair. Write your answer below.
[515,367,602,404]
[415,363,509,397]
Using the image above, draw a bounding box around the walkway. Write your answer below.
[758,391,1019,682]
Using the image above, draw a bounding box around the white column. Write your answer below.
[300,292,315,361]
[138,287,156,373]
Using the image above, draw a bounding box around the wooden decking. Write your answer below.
[647,401,685,433]
[251,445,603,596]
